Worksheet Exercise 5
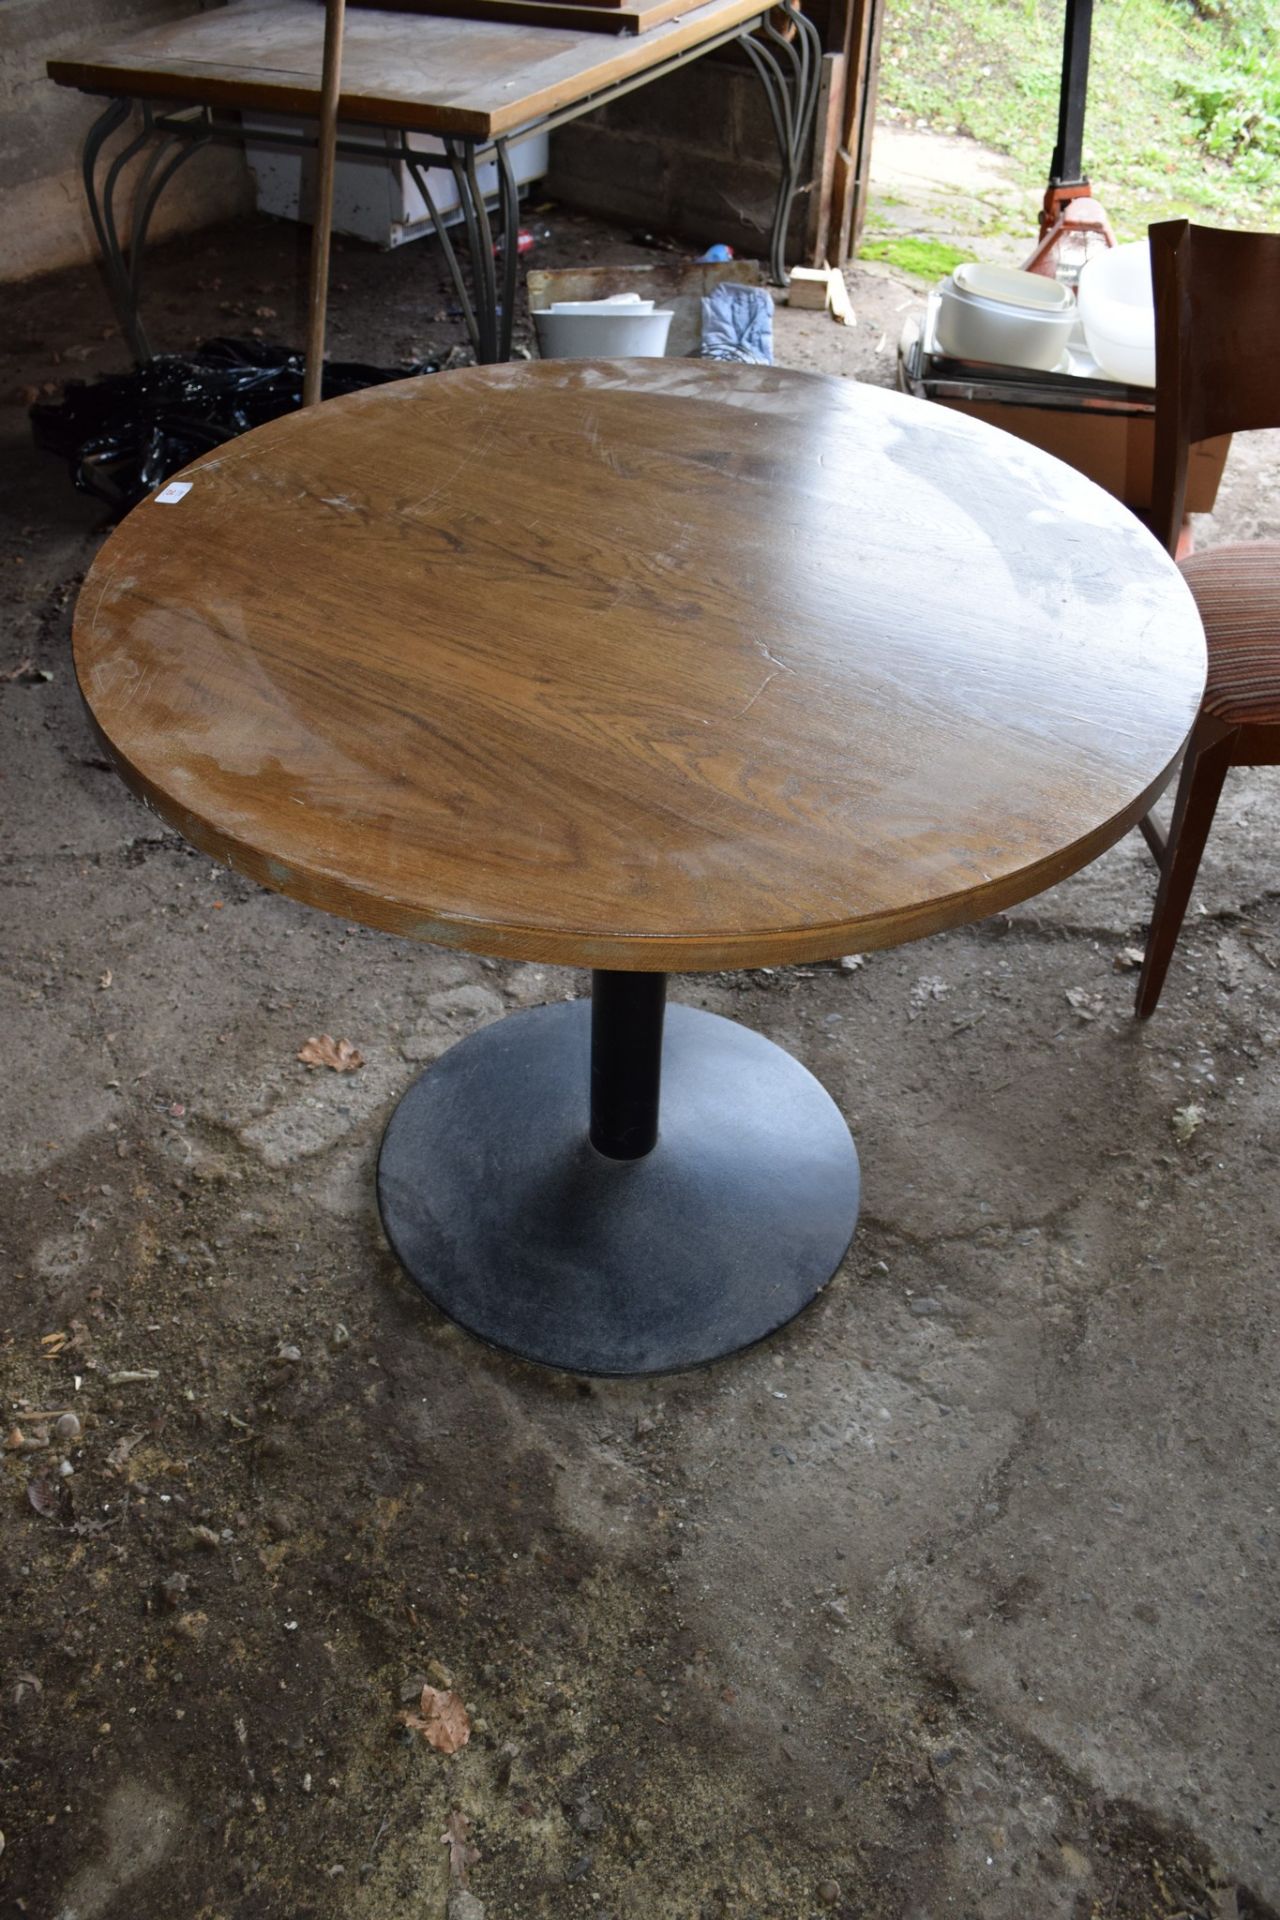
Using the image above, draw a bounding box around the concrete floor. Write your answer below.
[1,173,1278,1920]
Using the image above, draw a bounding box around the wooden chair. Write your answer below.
[1135,218,1280,1018]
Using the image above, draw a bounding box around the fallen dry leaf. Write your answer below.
[402,1684,471,1756]
[1172,1103,1205,1146]
[297,1034,365,1073]
[99,968,113,990]
[26,1468,68,1519]
[442,1807,480,1884]
[1112,946,1146,972]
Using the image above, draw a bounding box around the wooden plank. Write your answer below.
[848,0,884,252]
[829,142,854,260]
[785,264,832,307]
[351,0,637,14]
[828,0,882,260]
[48,0,767,140]
[803,50,842,264]
[347,0,695,33]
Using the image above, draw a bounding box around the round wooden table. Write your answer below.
[74,361,1206,1375]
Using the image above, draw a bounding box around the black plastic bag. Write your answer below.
[30,336,439,517]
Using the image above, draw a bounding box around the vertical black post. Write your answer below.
[589,971,666,1161]
[1049,0,1092,185]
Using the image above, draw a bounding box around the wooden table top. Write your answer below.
[74,361,1206,972]
[47,0,764,138]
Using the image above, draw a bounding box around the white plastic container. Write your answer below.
[244,115,549,249]
[532,298,674,360]
[1076,241,1156,387]
[934,262,1076,372]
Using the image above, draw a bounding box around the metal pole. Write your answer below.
[589,971,666,1161]
[1049,0,1092,185]
[303,0,346,408]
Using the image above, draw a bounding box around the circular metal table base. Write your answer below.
[377,1000,860,1376]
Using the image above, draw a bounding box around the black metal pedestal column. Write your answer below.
[377,973,860,1375]
[590,970,666,1160]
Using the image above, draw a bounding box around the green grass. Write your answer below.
[859,236,978,276]
[876,0,1280,230]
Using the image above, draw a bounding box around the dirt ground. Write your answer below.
[2,147,1279,1920]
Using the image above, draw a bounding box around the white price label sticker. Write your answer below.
[155,481,192,504]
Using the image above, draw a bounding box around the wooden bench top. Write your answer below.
[48,0,766,139]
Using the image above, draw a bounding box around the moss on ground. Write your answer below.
[858,236,977,279]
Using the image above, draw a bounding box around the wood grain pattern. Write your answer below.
[47,0,765,137]
[1150,217,1280,555]
[73,361,1206,971]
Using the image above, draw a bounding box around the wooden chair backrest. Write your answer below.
[1149,217,1280,556]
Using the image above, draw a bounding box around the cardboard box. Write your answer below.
[929,399,1229,514]
[898,301,1231,516]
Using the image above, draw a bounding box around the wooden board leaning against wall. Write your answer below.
[799,0,883,264]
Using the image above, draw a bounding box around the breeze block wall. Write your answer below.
[546,33,822,265]
[0,0,251,283]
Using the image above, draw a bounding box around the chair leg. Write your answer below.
[1135,718,1237,1019]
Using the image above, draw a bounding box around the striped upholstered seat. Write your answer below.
[1134,221,1280,1018]
[1180,543,1280,728]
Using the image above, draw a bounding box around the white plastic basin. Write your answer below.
[532,304,673,359]
[1076,241,1156,387]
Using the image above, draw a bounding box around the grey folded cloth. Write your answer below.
[699,282,774,364]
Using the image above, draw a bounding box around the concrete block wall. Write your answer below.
[545,41,811,264]
[0,0,251,284]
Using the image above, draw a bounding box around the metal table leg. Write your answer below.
[83,97,154,360]
[377,968,860,1375]
[127,126,212,320]
[403,133,518,364]
[738,0,824,284]
[82,98,212,361]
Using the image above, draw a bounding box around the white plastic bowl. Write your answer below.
[532,306,674,359]
[1076,241,1156,386]
[934,262,1076,372]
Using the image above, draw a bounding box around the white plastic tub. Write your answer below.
[934,262,1076,372]
[532,297,674,360]
[244,116,549,249]
[1076,241,1156,387]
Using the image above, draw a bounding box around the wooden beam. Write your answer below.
[804,51,844,264]
[828,0,883,262]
